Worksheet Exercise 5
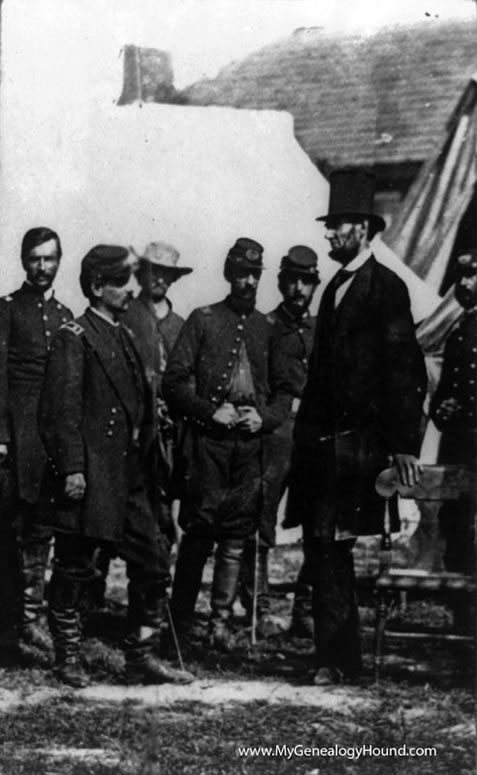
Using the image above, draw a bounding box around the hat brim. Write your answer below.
[137,257,193,276]
[315,211,386,232]
[279,266,318,276]
[226,257,265,271]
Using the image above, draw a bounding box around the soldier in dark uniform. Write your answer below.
[127,241,192,390]
[0,227,72,650]
[239,246,319,638]
[286,171,427,685]
[163,238,291,651]
[430,250,477,578]
[39,245,193,688]
[90,242,193,605]
[126,241,193,525]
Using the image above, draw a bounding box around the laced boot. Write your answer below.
[49,571,89,688]
[124,632,193,685]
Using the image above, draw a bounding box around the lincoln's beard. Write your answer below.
[328,243,359,265]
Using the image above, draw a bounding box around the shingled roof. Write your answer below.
[182,20,477,168]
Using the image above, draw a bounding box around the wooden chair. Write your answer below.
[373,464,476,681]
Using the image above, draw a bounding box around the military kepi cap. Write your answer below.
[226,238,264,269]
[316,169,386,233]
[280,245,318,275]
[80,244,131,296]
[456,250,477,276]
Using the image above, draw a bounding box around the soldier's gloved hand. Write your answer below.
[0,444,8,464]
[434,397,462,426]
[394,454,422,488]
[237,406,263,434]
[64,472,86,501]
[212,402,239,428]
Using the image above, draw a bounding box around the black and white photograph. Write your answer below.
[0,0,475,772]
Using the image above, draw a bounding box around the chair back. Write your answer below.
[376,465,476,502]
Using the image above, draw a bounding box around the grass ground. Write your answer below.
[0,543,474,774]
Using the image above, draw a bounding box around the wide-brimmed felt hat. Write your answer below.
[316,169,386,233]
[131,242,193,276]
[226,237,265,270]
[280,245,318,275]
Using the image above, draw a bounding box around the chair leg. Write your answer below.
[374,589,390,683]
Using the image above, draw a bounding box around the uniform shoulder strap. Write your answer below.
[61,320,85,336]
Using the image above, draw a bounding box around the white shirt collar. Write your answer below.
[89,306,119,327]
[343,247,372,273]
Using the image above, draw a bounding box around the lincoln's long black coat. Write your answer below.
[38,309,154,542]
[286,257,427,538]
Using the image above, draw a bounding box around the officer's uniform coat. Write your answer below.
[0,283,72,503]
[430,309,477,466]
[162,296,292,537]
[430,309,477,572]
[259,303,316,546]
[124,293,184,398]
[286,257,427,539]
[39,309,154,542]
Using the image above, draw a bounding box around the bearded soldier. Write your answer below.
[163,238,292,651]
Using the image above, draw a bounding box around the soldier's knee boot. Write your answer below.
[210,538,245,651]
[20,539,53,651]
[170,533,213,638]
[48,569,89,688]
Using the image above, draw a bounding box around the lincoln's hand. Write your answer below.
[237,406,263,434]
[64,472,86,500]
[212,402,239,427]
[0,444,8,464]
[394,454,422,488]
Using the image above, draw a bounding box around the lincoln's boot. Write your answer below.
[209,538,244,651]
[170,533,213,639]
[290,561,314,639]
[124,631,194,685]
[48,571,89,688]
[20,540,53,651]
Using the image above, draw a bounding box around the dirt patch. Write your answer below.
[81,679,380,713]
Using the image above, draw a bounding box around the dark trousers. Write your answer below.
[49,449,171,662]
[172,429,261,631]
[17,500,53,627]
[304,537,362,676]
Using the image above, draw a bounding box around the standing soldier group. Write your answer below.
[0,169,473,689]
